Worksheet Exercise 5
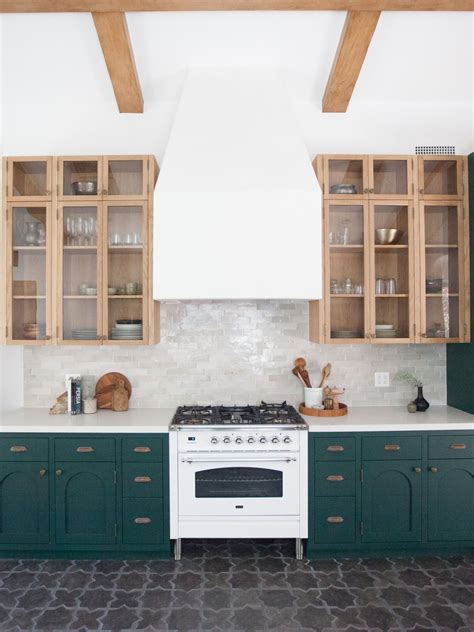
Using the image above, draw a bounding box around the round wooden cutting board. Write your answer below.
[95,372,132,410]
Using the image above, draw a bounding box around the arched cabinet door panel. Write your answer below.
[55,463,116,544]
[361,461,422,543]
[428,460,474,542]
[0,463,49,544]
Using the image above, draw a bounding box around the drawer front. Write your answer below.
[313,497,356,544]
[122,438,163,462]
[429,435,474,459]
[0,437,48,461]
[55,438,115,462]
[362,436,421,460]
[122,463,163,498]
[314,437,355,461]
[122,498,165,545]
[315,462,356,497]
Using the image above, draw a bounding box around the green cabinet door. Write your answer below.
[361,461,422,543]
[55,462,116,545]
[0,462,49,544]
[428,460,474,542]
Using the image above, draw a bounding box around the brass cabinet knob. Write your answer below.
[56,469,63,476]
[363,188,369,194]
[369,188,375,193]
[419,188,424,194]
[413,467,422,474]
[429,466,438,473]
[39,468,47,477]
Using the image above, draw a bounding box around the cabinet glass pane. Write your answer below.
[11,206,47,341]
[374,204,409,338]
[107,160,144,196]
[424,205,460,338]
[328,159,364,195]
[12,161,48,197]
[328,204,365,340]
[107,205,144,341]
[63,160,99,197]
[62,206,99,341]
[423,160,458,196]
[372,160,408,196]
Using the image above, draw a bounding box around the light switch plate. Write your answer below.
[374,372,390,387]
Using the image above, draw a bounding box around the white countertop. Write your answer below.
[0,406,472,434]
[303,405,474,432]
[0,408,174,433]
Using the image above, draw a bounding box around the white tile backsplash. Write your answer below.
[24,301,446,409]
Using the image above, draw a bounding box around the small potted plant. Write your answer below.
[395,371,430,412]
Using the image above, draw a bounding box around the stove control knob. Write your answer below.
[283,436,292,444]
[235,437,243,444]
[259,436,267,444]
[223,436,231,444]
[271,436,280,444]
[247,436,256,444]
[210,437,219,444]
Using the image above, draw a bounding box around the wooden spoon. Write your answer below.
[293,357,312,388]
[318,363,332,388]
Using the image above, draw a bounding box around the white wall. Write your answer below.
[0,347,24,413]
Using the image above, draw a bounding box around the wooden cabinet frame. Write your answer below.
[5,157,52,201]
[2,155,160,346]
[103,156,149,201]
[311,154,470,345]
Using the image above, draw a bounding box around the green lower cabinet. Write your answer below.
[0,462,49,544]
[428,459,474,542]
[313,497,356,543]
[123,498,165,545]
[361,461,422,543]
[55,462,117,545]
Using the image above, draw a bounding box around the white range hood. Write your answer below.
[153,69,322,300]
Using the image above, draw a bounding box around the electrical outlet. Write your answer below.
[374,372,390,387]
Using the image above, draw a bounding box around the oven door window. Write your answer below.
[195,467,283,498]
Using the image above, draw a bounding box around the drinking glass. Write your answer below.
[375,278,386,295]
[386,278,397,295]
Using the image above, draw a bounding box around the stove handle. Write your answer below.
[180,457,298,464]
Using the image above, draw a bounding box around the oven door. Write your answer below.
[178,452,300,516]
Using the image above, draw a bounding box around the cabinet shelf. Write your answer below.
[330,294,364,298]
[426,293,459,298]
[425,244,459,249]
[108,294,143,299]
[64,295,97,299]
[108,246,143,255]
[13,246,46,252]
[63,246,97,254]
[13,295,46,300]
[374,244,409,250]
[375,294,409,298]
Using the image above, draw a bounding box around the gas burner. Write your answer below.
[217,406,259,425]
[173,406,214,426]
[171,403,306,428]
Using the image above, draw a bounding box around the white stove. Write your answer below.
[169,403,308,560]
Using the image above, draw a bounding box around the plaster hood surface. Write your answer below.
[153,69,322,300]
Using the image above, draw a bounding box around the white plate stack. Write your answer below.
[111,323,143,340]
[72,328,98,340]
[375,324,398,338]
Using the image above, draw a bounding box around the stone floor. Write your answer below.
[0,540,472,631]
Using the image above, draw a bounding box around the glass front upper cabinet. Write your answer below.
[325,201,369,343]
[58,204,102,344]
[7,203,51,343]
[6,158,52,200]
[104,203,147,344]
[324,156,368,199]
[418,157,464,200]
[370,202,414,343]
[58,157,103,200]
[368,156,413,199]
[103,157,148,199]
[420,202,464,342]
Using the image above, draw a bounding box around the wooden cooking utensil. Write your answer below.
[96,372,132,410]
[318,363,332,388]
[292,357,312,388]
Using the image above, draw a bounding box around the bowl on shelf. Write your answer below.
[375,228,404,245]
[108,288,118,295]
[329,183,357,195]
[426,278,444,294]
[71,181,98,196]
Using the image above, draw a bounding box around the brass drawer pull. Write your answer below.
[39,468,47,477]
[429,466,438,473]
[327,516,344,524]
[10,445,27,453]
[76,446,94,453]
[327,445,344,452]
[133,447,151,454]
[326,475,344,482]
[450,443,467,450]
[134,517,152,525]
[384,444,401,451]
[134,476,152,483]
[413,467,422,474]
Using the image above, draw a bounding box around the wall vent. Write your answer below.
[415,145,456,155]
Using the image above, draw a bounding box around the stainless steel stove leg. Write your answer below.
[295,538,304,560]
[174,538,182,561]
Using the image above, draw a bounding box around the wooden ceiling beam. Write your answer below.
[1,0,472,11]
[92,11,143,113]
[322,10,380,112]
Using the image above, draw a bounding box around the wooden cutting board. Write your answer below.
[95,372,132,410]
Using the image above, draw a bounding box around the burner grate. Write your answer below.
[171,402,305,427]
